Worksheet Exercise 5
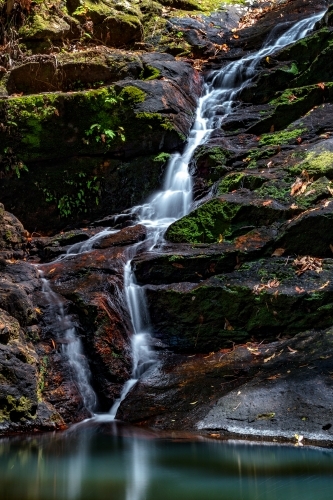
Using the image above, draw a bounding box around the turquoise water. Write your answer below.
[1,422,333,500]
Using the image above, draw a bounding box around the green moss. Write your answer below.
[217,173,267,194]
[0,395,35,422]
[165,198,241,243]
[259,128,306,146]
[289,151,333,179]
[119,86,146,104]
[256,180,292,203]
[141,65,161,81]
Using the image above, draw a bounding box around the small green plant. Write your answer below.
[38,172,101,218]
[153,152,170,163]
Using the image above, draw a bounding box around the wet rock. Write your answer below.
[275,200,333,257]
[0,203,28,257]
[7,51,143,94]
[133,226,276,285]
[118,328,333,445]
[0,307,64,434]
[41,246,133,410]
[92,224,146,249]
[145,257,333,351]
[165,191,290,244]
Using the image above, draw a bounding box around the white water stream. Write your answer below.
[39,10,324,428]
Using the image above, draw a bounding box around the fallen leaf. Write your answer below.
[264,353,275,363]
[318,281,330,290]
[295,286,305,293]
[287,346,298,354]
[218,234,223,243]
[190,401,198,405]
[271,248,285,257]
[49,268,56,274]
[34,307,42,315]
[172,263,184,268]
[263,200,272,206]
[51,339,56,349]
[317,82,325,90]
[224,318,234,331]
[247,347,261,355]
[293,255,322,275]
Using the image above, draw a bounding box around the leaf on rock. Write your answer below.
[293,255,322,275]
[264,353,275,363]
[271,248,285,257]
[224,318,234,331]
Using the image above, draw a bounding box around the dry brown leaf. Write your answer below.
[295,286,305,293]
[247,347,261,356]
[262,200,272,206]
[49,268,56,274]
[264,353,275,363]
[318,281,330,290]
[224,318,234,331]
[271,248,285,257]
[293,255,322,275]
[287,346,298,354]
[317,82,326,90]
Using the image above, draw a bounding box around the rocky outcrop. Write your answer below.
[0,53,201,233]
[117,328,333,446]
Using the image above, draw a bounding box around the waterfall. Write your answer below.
[38,10,324,419]
[39,272,97,414]
[108,10,324,417]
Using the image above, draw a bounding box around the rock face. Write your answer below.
[0,54,201,233]
[117,329,333,445]
[0,254,65,433]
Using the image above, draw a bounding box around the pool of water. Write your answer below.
[1,421,333,500]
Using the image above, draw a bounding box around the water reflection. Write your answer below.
[1,422,333,500]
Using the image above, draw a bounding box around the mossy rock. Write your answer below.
[288,140,333,179]
[247,83,333,135]
[6,51,143,94]
[145,258,333,351]
[165,192,289,244]
[158,0,200,10]
[72,0,143,47]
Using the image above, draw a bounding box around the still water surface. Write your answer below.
[1,422,333,500]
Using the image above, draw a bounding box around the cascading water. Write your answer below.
[39,272,97,414]
[109,10,324,418]
[38,10,324,421]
